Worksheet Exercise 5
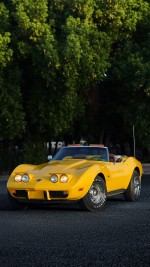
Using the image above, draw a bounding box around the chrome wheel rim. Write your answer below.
[89,183,106,205]
[133,176,141,197]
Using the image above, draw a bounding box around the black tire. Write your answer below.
[79,176,107,211]
[124,170,141,202]
[7,191,28,210]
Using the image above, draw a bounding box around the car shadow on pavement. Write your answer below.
[108,195,125,201]
[0,193,14,210]
[0,192,126,212]
[0,192,83,211]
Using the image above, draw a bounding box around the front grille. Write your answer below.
[49,191,68,199]
[44,191,48,200]
[13,190,28,198]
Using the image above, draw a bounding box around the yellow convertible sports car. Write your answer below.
[7,145,143,211]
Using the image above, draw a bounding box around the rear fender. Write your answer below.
[124,157,143,188]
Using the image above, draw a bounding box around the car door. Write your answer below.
[106,162,126,192]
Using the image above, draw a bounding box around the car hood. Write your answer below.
[30,159,99,176]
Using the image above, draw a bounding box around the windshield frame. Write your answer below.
[52,146,109,162]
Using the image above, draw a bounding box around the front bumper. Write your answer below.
[8,186,87,201]
[10,189,68,200]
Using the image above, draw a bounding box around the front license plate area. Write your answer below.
[28,190,45,200]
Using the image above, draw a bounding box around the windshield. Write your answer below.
[52,146,108,162]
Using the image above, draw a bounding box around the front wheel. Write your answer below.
[124,170,141,202]
[79,176,107,211]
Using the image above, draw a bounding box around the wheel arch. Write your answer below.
[134,167,140,174]
[80,172,106,199]
[96,173,106,183]
[134,166,143,179]
[124,167,141,190]
[124,167,141,202]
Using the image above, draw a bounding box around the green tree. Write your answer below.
[93,0,150,149]
[4,0,112,142]
[0,1,25,140]
[0,0,149,155]
[0,2,12,68]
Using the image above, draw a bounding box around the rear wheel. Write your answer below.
[7,191,28,210]
[124,170,141,202]
[80,176,107,211]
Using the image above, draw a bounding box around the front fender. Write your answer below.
[69,164,106,199]
[7,164,36,188]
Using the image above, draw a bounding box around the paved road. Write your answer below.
[0,175,150,267]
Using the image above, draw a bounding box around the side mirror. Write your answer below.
[48,155,53,161]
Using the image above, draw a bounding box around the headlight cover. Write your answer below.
[14,174,22,182]
[50,174,58,183]
[60,174,68,183]
[22,174,29,183]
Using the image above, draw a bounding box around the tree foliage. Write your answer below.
[81,0,150,149]
[97,0,150,147]
[0,0,149,158]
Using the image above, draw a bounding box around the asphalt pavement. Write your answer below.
[0,174,150,267]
